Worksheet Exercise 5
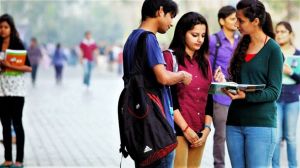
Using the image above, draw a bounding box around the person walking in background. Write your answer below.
[79,31,97,88]
[52,43,67,85]
[208,6,240,168]
[27,37,42,86]
[0,13,32,168]
[163,12,225,168]
[272,21,300,168]
[122,0,193,167]
[224,0,284,167]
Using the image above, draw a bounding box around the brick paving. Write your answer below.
[0,64,298,167]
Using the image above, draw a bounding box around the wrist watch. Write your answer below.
[204,124,211,131]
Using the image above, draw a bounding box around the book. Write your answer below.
[2,49,27,76]
[282,55,300,84]
[208,82,266,94]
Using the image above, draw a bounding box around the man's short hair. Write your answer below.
[218,5,236,27]
[141,0,178,21]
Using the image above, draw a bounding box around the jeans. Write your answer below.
[226,126,276,168]
[83,60,93,86]
[272,101,299,168]
[135,151,174,168]
[54,65,63,84]
[31,64,38,85]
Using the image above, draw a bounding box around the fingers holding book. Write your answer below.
[222,88,246,100]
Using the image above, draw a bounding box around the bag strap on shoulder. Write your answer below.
[166,49,178,72]
[212,33,222,71]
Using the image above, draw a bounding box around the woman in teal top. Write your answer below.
[273,21,300,168]
[224,0,284,167]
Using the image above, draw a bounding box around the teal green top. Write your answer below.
[227,39,284,127]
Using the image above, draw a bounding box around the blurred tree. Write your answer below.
[263,0,300,21]
[0,0,125,46]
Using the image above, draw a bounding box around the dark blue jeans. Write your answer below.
[31,64,38,85]
[135,151,174,168]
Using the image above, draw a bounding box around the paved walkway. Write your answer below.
[0,63,298,167]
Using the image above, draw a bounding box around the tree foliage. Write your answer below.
[0,1,124,46]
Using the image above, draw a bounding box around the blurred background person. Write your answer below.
[272,21,300,168]
[52,43,67,85]
[79,31,97,88]
[208,5,240,168]
[27,37,42,86]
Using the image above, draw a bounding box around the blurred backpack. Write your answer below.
[118,31,177,167]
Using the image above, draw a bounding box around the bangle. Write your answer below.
[204,124,211,131]
[183,125,189,132]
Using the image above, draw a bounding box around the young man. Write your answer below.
[79,31,98,88]
[209,6,240,168]
[122,0,192,167]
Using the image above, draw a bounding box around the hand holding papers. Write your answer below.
[282,55,300,84]
[1,49,27,76]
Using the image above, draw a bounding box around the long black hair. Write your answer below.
[228,0,274,82]
[169,12,209,78]
[0,13,21,45]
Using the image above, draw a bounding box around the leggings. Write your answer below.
[0,96,25,162]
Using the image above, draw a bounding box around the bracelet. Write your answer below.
[204,124,211,131]
[183,125,189,132]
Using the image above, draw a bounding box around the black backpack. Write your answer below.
[118,31,177,167]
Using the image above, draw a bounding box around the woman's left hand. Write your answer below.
[283,63,293,76]
[223,89,246,100]
[190,128,210,148]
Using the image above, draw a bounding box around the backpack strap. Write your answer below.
[212,33,222,71]
[166,49,178,72]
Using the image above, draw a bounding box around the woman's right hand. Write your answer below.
[214,66,226,82]
[181,71,192,85]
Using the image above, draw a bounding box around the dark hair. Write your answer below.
[85,31,91,36]
[228,0,274,82]
[276,21,293,34]
[31,37,37,43]
[218,5,236,28]
[141,0,178,21]
[56,43,61,49]
[0,13,21,44]
[169,12,209,78]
